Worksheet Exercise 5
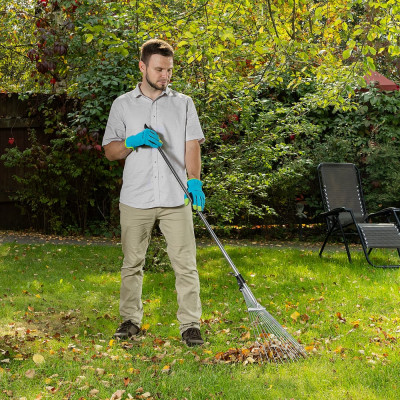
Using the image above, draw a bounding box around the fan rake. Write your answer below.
[154,139,307,363]
[239,277,307,362]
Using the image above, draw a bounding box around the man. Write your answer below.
[102,39,205,347]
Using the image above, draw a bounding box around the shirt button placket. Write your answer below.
[151,102,160,203]
[151,101,156,130]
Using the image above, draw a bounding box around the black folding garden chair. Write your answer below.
[318,162,400,268]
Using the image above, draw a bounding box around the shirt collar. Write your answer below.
[133,83,172,98]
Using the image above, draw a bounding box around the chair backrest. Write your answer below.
[318,163,367,225]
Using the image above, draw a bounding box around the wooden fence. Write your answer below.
[0,93,46,229]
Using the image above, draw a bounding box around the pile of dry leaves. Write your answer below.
[214,340,307,364]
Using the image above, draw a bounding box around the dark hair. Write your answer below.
[140,39,174,65]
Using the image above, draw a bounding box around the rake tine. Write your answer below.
[241,282,307,362]
[249,312,285,363]
[250,311,286,363]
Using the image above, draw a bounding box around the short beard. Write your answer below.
[146,74,167,91]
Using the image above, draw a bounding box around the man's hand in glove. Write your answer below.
[125,128,163,150]
[184,179,205,211]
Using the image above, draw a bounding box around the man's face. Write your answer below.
[140,54,173,91]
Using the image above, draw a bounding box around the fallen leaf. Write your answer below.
[127,367,140,375]
[161,365,171,374]
[153,338,165,346]
[110,390,125,400]
[124,377,130,386]
[334,346,344,354]
[291,311,300,321]
[33,354,45,364]
[336,312,346,323]
[89,389,99,395]
[25,369,36,379]
[351,320,360,328]
[142,323,150,331]
[241,348,250,356]
[240,331,251,341]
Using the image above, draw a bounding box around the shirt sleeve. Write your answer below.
[102,98,126,146]
[186,97,205,144]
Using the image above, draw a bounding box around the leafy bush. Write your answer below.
[1,116,121,234]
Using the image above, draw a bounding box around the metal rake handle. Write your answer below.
[156,146,245,282]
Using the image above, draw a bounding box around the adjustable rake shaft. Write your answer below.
[156,144,307,363]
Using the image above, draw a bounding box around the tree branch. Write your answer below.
[266,0,280,38]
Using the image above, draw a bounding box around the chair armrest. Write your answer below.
[367,207,400,224]
[319,207,352,218]
[367,207,400,218]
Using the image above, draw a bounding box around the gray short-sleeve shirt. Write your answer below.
[102,84,205,209]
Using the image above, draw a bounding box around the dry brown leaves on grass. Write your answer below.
[214,340,307,364]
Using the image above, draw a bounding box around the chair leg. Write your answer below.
[319,224,335,257]
[361,242,399,269]
[338,221,352,263]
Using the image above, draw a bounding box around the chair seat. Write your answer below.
[358,223,400,248]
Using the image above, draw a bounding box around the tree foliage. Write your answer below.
[2,0,400,233]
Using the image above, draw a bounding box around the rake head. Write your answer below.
[240,282,307,363]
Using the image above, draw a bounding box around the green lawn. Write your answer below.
[1,241,400,399]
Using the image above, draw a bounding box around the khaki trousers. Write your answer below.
[119,203,201,334]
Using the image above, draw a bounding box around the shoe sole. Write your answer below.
[183,340,204,347]
[113,330,142,339]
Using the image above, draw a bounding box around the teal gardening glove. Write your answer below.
[184,179,205,211]
[125,128,162,150]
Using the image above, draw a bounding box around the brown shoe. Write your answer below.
[113,320,140,339]
[182,328,204,347]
